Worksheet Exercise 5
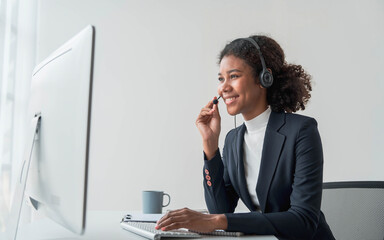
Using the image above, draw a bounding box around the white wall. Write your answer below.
[36,0,384,211]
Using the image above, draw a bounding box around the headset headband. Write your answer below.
[241,37,267,71]
[232,37,273,88]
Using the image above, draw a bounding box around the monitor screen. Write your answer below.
[25,25,95,235]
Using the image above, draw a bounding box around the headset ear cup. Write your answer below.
[260,70,273,88]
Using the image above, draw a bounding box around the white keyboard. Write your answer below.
[120,221,201,240]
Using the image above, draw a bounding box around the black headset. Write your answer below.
[236,37,273,88]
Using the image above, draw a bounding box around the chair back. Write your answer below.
[321,181,384,240]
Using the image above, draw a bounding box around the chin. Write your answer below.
[226,107,240,116]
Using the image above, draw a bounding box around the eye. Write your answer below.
[218,76,225,82]
[230,74,239,79]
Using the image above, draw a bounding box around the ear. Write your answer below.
[256,78,264,88]
[259,68,273,89]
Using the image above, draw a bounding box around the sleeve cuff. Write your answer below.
[203,148,220,161]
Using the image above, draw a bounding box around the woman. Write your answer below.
[156,35,335,240]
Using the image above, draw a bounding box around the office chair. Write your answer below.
[321,181,384,240]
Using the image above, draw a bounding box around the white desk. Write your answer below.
[2,211,277,240]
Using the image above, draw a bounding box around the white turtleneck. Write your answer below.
[243,107,271,206]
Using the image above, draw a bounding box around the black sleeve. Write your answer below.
[203,146,239,214]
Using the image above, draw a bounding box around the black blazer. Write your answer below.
[203,111,334,240]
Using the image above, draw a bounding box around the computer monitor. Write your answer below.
[6,25,95,239]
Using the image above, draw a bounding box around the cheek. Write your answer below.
[234,82,248,97]
[240,85,259,103]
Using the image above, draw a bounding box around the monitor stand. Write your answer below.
[5,113,41,240]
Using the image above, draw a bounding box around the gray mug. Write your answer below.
[142,191,171,214]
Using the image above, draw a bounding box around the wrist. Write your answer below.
[203,149,218,160]
[213,214,227,230]
[203,141,218,160]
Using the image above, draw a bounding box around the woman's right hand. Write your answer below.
[195,97,221,160]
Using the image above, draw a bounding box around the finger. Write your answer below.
[201,107,214,114]
[156,215,186,230]
[156,208,189,229]
[156,208,187,225]
[196,116,212,124]
[161,221,188,231]
[167,207,190,216]
[196,109,214,123]
[204,97,216,109]
[196,115,214,127]
[212,101,220,115]
[200,109,214,117]
[156,213,169,226]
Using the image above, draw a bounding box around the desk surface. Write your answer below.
[2,211,277,240]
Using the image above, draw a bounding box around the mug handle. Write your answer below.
[162,193,171,207]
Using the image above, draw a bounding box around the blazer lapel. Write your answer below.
[233,124,257,211]
[256,111,286,213]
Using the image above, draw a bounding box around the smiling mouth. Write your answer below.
[225,96,238,105]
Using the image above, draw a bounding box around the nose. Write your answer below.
[218,79,231,96]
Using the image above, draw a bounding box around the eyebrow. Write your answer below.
[218,69,242,75]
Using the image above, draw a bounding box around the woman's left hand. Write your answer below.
[155,208,227,233]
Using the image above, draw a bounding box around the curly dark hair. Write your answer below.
[218,35,312,113]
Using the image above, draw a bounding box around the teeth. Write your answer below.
[225,97,237,104]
